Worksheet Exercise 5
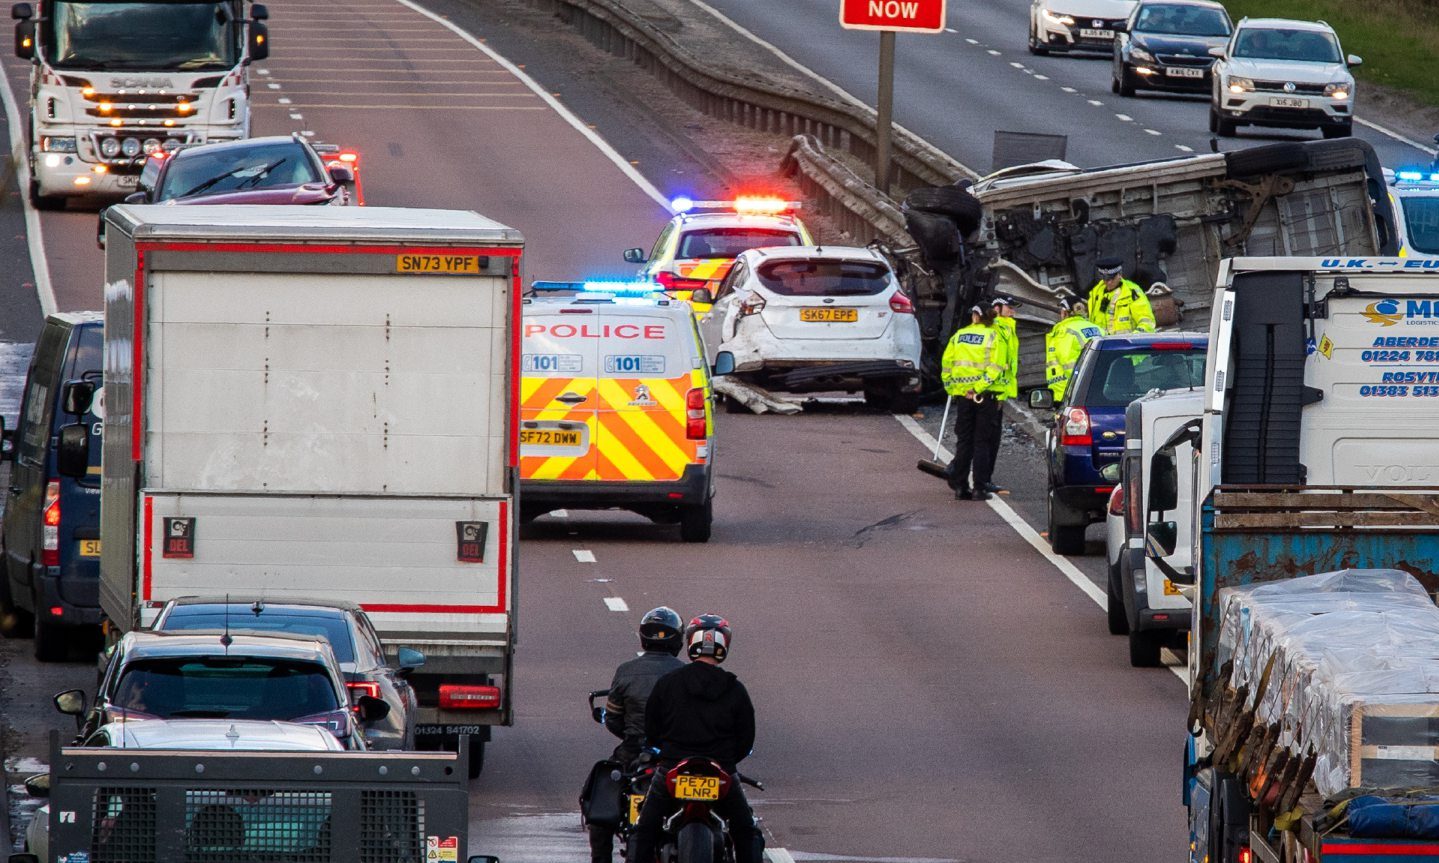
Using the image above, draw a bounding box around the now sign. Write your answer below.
[840,0,946,33]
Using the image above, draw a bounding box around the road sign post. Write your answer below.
[839,0,947,195]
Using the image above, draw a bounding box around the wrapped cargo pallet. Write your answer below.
[1213,570,1439,798]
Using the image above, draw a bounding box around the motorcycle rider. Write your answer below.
[630,614,761,863]
[588,607,686,863]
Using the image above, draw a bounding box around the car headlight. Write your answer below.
[1130,45,1156,63]
[41,136,77,153]
[1042,8,1075,26]
[1227,76,1255,93]
[1325,82,1350,100]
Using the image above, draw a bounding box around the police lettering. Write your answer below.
[958,334,985,345]
[524,323,665,339]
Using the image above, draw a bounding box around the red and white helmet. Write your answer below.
[684,614,731,662]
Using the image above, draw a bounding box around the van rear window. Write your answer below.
[755,260,890,297]
[676,228,799,259]
[522,314,694,380]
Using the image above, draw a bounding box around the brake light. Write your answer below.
[1125,465,1143,533]
[1150,342,1196,351]
[889,291,914,314]
[739,293,766,317]
[346,681,380,700]
[1238,849,1252,863]
[1107,485,1124,517]
[439,684,501,710]
[655,271,708,292]
[1059,407,1091,446]
[42,480,60,566]
[686,388,707,440]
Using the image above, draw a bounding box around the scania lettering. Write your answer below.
[12,0,271,209]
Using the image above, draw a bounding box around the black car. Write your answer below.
[58,630,388,750]
[128,134,353,206]
[151,596,422,750]
[1112,0,1232,97]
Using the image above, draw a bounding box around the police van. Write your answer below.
[520,284,719,542]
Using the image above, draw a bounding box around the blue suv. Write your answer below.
[1032,332,1207,554]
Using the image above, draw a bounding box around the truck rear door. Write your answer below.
[520,310,599,481]
[593,306,700,482]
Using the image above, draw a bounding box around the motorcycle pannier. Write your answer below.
[580,759,625,827]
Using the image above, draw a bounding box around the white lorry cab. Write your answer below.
[12,0,271,208]
[64,205,520,778]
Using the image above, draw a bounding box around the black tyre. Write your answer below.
[863,385,919,414]
[1106,561,1130,636]
[1224,142,1314,178]
[33,591,66,662]
[28,177,64,211]
[1028,23,1049,56]
[0,555,34,638]
[1208,107,1219,134]
[1118,68,1136,98]
[902,186,983,235]
[721,393,745,414]
[676,823,714,863]
[1046,492,1086,555]
[679,499,713,543]
[1321,122,1352,140]
[1215,115,1238,138]
[1128,628,1164,667]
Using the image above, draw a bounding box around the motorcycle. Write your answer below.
[582,689,654,859]
[653,756,764,863]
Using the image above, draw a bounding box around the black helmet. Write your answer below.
[684,614,731,662]
[639,606,683,655]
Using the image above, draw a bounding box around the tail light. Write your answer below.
[685,388,707,440]
[1059,407,1091,446]
[1150,342,1196,351]
[1125,465,1144,533]
[889,291,914,314]
[42,480,60,566]
[1107,485,1124,517]
[292,709,353,739]
[346,681,380,700]
[738,293,766,317]
[1238,848,1252,863]
[655,271,708,292]
[439,684,501,710]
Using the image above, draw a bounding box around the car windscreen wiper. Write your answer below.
[178,158,285,199]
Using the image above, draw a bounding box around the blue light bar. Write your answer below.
[671,196,695,214]
[1398,170,1425,182]
[530,280,664,297]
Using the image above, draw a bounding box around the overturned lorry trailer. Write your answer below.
[905,139,1398,388]
[35,735,470,863]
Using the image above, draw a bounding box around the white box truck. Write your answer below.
[75,204,520,776]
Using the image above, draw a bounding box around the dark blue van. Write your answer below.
[0,313,103,661]
[1041,332,1207,555]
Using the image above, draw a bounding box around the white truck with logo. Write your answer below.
[11,0,270,208]
[60,205,521,778]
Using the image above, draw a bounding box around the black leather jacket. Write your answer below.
[605,650,685,759]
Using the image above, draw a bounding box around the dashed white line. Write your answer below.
[1033,74,1049,80]
[1356,117,1439,156]
[1175,144,1194,152]
[573,549,597,563]
[1061,86,1077,93]
[289,113,304,120]
[257,69,271,76]
[1009,61,1025,69]
[965,38,978,44]
[277,97,292,104]
[892,414,1188,684]
[1115,113,1133,122]
[1144,128,1162,136]
[987,49,1001,56]
[300,130,316,137]
[944,27,957,33]
[267,82,282,90]
[603,596,629,613]
[1088,99,1104,106]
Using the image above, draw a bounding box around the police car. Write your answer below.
[519,284,719,542]
[623,196,814,304]
[699,246,923,411]
[1388,168,1439,261]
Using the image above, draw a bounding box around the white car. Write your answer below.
[25,719,344,862]
[1030,0,1137,55]
[1388,168,1439,261]
[1209,18,1361,139]
[700,246,923,411]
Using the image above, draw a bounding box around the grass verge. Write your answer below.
[1221,0,1439,108]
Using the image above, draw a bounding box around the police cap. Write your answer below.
[1096,256,1124,277]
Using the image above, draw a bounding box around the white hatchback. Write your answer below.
[699,246,922,410]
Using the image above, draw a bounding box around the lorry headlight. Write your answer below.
[41,136,77,153]
[99,137,121,158]
[1325,82,1350,100]
[120,138,141,158]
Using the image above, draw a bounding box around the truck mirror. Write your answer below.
[248,21,269,61]
[1029,389,1054,411]
[396,647,425,671]
[11,3,32,19]
[1099,462,1120,484]
[1149,449,1178,512]
[712,352,735,377]
[353,694,391,724]
[124,191,146,204]
[54,688,87,717]
[56,423,90,479]
[690,287,714,305]
[622,248,645,265]
[14,19,34,60]
[250,2,268,19]
[22,774,48,799]
[1146,521,1178,558]
[63,379,95,416]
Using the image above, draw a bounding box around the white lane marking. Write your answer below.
[277,97,292,104]
[785,854,958,863]
[1009,61,1025,69]
[1061,86,1077,93]
[267,82,282,89]
[965,38,978,44]
[1144,128,1162,136]
[1115,113,1132,122]
[0,59,57,315]
[1033,74,1049,81]
[1356,117,1438,156]
[944,27,957,33]
[892,414,1187,684]
[257,68,271,75]
[289,113,304,120]
[987,49,1001,56]
[1088,99,1104,106]
[573,549,597,563]
[395,0,673,210]
[1175,144,1193,152]
[279,104,548,110]
[604,596,629,612]
[767,849,798,863]
[301,130,315,137]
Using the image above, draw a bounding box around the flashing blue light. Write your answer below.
[671,196,695,214]
[1398,170,1425,182]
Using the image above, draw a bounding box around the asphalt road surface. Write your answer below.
[0,2,1189,862]
[693,0,1437,174]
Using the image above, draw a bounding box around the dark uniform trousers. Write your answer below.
[946,396,1001,492]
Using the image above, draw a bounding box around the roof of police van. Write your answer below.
[106,205,523,245]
